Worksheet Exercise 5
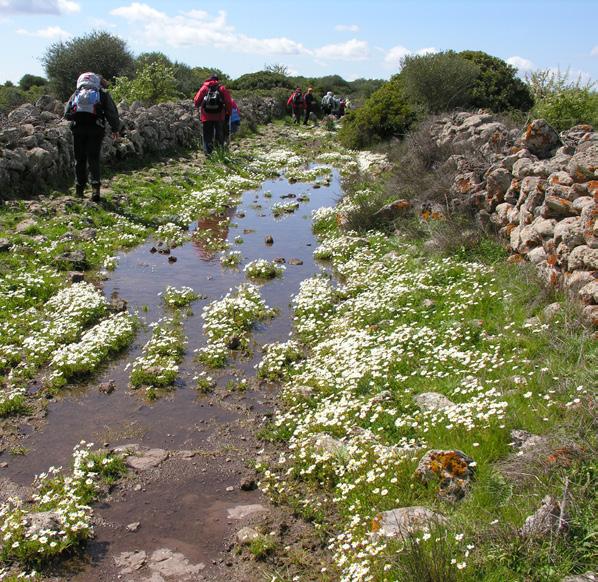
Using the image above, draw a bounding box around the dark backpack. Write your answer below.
[292,92,303,106]
[203,85,224,113]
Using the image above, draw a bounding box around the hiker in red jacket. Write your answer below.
[193,74,233,155]
[287,87,305,124]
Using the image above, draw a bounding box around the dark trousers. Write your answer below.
[292,108,302,124]
[304,106,313,125]
[73,126,104,187]
[202,120,224,154]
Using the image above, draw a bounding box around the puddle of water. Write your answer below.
[2,167,341,578]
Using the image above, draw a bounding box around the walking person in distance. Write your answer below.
[64,72,120,202]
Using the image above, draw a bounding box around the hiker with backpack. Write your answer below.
[193,74,233,155]
[287,87,304,124]
[64,72,120,202]
[321,91,334,116]
[303,87,315,126]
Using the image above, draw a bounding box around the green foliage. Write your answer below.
[400,51,481,113]
[18,74,48,91]
[459,50,534,112]
[527,69,597,131]
[338,75,417,148]
[0,83,47,114]
[43,31,134,100]
[232,70,293,90]
[248,534,277,559]
[0,85,27,113]
[111,61,178,105]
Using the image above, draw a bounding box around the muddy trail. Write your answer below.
[1,161,342,580]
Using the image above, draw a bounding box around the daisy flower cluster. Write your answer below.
[130,316,185,399]
[47,312,137,390]
[220,251,242,268]
[195,284,275,368]
[0,442,125,569]
[243,259,285,280]
[155,222,187,247]
[161,285,200,308]
[256,217,542,579]
[256,340,303,381]
[271,201,300,217]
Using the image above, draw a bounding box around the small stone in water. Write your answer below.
[265,235,274,245]
[168,255,177,263]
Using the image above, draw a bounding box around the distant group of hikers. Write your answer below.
[63,71,347,201]
[287,87,348,125]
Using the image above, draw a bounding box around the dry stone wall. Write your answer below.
[429,112,597,325]
[0,95,285,198]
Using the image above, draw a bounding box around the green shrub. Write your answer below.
[18,74,48,92]
[338,76,417,148]
[111,61,178,105]
[43,31,135,100]
[459,50,534,112]
[400,51,481,114]
[526,69,598,131]
[231,70,293,91]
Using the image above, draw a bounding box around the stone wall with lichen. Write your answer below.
[0,95,285,198]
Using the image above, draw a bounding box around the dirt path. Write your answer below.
[0,131,341,581]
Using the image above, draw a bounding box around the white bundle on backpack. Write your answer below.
[73,72,102,115]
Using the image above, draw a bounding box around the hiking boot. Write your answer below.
[75,184,85,197]
[91,185,101,202]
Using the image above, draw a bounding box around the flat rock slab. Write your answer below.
[125,448,169,471]
[147,548,205,579]
[414,392,454,412]
[227,504,267,520]
[115,550,147,575]
[373,506,448,540]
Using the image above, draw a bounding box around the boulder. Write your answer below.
[414,449,476,503]
[15,218,37,233]
[541,195,579,219]
[372,506,448,540]
[54,249,88,271]
[414,392,454,412]
[521,119,561,159]
[579,281,598,304]
[564,271,597,294]
[554,217,585,248]
[568,245,598,271]
[374,199,413,221]
[520,495,567,538]
[561,573,597,582]
[567,142,598,182]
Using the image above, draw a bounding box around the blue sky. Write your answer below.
[1,0,597,84]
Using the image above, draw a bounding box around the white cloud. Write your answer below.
[416,47,438,56]
[314,38,369,61]
[384,45,438,68]
[111,3,309,56]
[507,56,535,71]
[334,24,359,32]
[0,0,79,14]
[16,25,71,38]
[591,46,598,56]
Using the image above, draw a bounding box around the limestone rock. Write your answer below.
[125,448,169,471]
[554,217,585,247]
[148,548,205,578]
[414,392,454,412]
[114,550,147,575]
[567,142,598,182]
[561,573,597,582]
[15,218,37,233]
[520,495,567,538]
[374,199,413,221]
[579,281,598,304]
[54,249,87,271]
[521,119,561,159]
[227,504,267,520]
[415,449,476,502]
[373,506,448,540]
[568,245,598,271]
